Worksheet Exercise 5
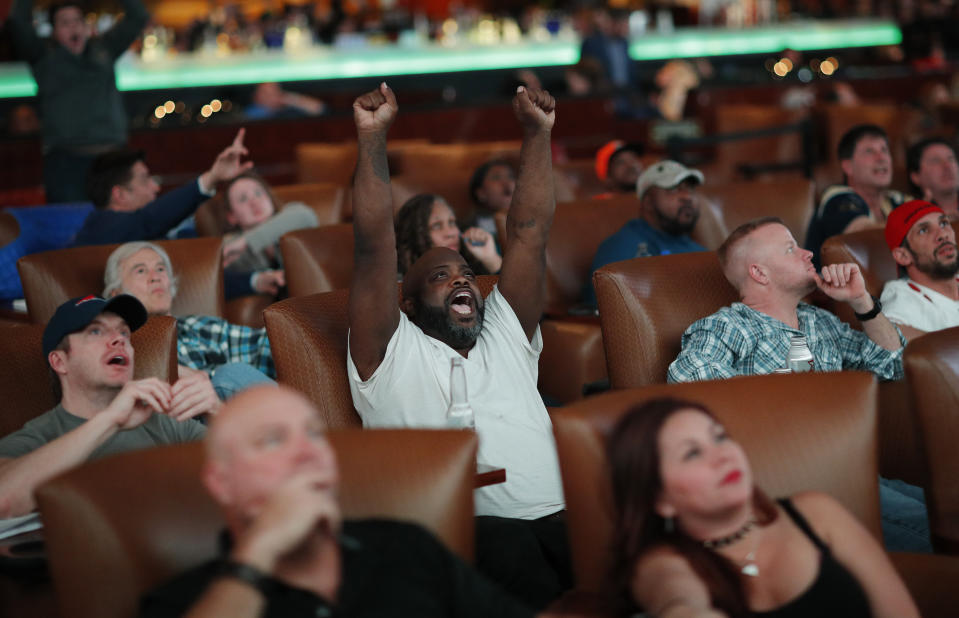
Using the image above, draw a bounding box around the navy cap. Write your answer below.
[42,295,148,358]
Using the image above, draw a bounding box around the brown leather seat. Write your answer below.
[712,105,808,183]
[819,223,959,326]
[279,223,354,298]
[701,177,815,247]
[595,251,739,387]
[0,316,177,438]
[194,183,346,237]
[819,226,959,487]
[222,295,273,330]
[497,195,724,404]
[553,159,608,201]
[264,277,499,428]
[18,237,225,325]
[36,428,479,618]
[390,170,477,222]
[550,372,959,617]
[296,142,358,186]
[398,141,521,176]
[903,326,959,553]
[594,249,925,486]
[529,196,637,403]
[821,227,898,318]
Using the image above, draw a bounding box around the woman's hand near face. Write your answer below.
[461,227,502,273]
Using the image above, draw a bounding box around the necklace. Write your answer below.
[703,517,761,577]
[736,530,762,577]
[702,518,756,549]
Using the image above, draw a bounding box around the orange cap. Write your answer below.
[595,140,625,182]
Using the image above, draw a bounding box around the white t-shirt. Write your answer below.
[881,278,959,333]
[347,286,565,520]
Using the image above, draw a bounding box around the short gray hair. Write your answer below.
[103,241,179,299]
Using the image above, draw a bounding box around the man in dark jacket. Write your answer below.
[8,0,149,202]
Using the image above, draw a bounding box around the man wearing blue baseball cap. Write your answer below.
[0,294,211,518]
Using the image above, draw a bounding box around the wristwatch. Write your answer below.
[218,560,276,596]
[854,295,882,322]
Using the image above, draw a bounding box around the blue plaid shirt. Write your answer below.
[667,302,904,383]
[176,316,275,379]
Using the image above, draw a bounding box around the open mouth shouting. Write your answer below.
[449,289,476,318]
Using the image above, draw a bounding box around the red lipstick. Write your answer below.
[721,470,742,485]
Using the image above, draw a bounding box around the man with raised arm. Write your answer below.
[8,0,150,202]
[345,83,569,609]
[0,295,212,518]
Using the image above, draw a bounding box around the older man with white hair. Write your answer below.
[104,241,275,400]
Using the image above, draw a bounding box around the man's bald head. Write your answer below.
[203,385,337,524]
[717,217,786,292]
[206,384,306,461]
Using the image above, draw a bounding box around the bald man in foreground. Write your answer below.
[668,215,904,382]
[139,386,538,618]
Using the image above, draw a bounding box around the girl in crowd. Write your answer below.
[395,193,502,276]
[607,398,917,618]
[219,171,318,272]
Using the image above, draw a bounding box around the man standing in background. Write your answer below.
[7,0,149,202]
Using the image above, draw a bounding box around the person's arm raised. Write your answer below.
[348,83,401,380]
[8,0,45,63]
[498,87,556,341]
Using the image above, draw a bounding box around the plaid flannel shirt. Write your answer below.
[667,302,904,383]
[176,316,275,379]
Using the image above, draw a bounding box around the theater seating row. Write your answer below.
[8,174,959,615]
[10,342,959,617]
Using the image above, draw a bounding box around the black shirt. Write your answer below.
[140,519,535,618]
[752,498,871,618]
[805,185,906,268]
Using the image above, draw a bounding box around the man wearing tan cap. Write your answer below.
[585,159,705,305]
[881,199,959,339]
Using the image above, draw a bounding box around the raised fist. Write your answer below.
[512,86,555,132]
[353,82,399,134]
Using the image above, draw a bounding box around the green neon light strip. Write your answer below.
[116,41,578,90]
[630,20,902,60]
[0,19,901,99]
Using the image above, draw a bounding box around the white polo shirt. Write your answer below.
[881,277,959,333]
[348,286,565,520]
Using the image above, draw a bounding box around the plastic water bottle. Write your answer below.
[447,357,475,430]
[786,334,814,373]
